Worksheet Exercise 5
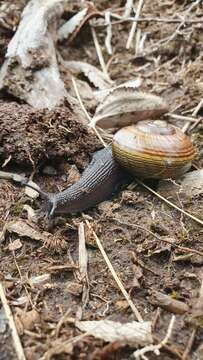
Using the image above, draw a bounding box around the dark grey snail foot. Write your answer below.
[41,197,57,218]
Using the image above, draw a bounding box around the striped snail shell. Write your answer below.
[112,120,196,179]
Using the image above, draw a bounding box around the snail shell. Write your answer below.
[112,120,196,179]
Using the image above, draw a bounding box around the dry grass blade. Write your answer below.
[167,113,197,123]
[91,26,112,82]
[135,178,203,226]
[78,222,90,308]
[105,11,113,55]
[71,77,107,147]
[84,219,143,322]
[126,0,145,49]
[123,0,134,18]
[78,222,88,279]
[0,283,26,360]
[182,328,197,360]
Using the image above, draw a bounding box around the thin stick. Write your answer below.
[133,315,176,358]
[182,98,203,133]
[123,0,134,18]
[105,10,113,55]
[97,16,203,27]
[71,77,91,122]
[126,0,145,49]
[135,178,203,227]
[167,113,197,122]
[91,26,112,82]
[71,77,107,147]
[114,219,203,257]
[11,243,35,309]
[85,219,143,322]
[78,222,88,279]
[78,222,90,309]
[0,283,26,360]
[193,98,203,117]
[182,328,197,360]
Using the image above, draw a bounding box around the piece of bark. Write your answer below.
[150,290,189,315]
[0,0,67,109]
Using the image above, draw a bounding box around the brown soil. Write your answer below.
[0,1,203,360]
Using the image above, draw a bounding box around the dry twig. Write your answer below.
[126,0,145,49]
[182,328,197,360]
[134,178,203,227]
[105,10,113,54]
[91,26,112,82]
[78,222,90,309]
[84,219,143,322]
[71,77,106,147]
[95,16,203,27]
[0,283,26,360]
[133,315,176,358]
[115,219,203,257]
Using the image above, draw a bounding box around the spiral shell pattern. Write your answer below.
[112,120,195,179]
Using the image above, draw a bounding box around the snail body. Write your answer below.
[46,147,128,216]
[29,119,195,216]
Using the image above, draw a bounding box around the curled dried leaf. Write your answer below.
[65,60,112,90]
[58,4,100,43]
[91,85,168,128]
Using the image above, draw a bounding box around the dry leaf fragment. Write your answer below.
[58,8,88,41]
[91,85,168,128]
[58,4,100,43]
[10,296,28,306]
[8,239,22,251]
[94,79,142,103]
[65,60,112,90]
[23,205,38,223]
[6,219,51,243]
[43,339,73,360]
[29,274,51,287]
[158,169,203,199]
[25,180,40,199]
[15,308,40,335]
[150,291,189,315]
[76,319,152,346]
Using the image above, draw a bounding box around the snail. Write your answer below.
[25,119,195,217]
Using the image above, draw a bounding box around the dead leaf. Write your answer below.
[15,308,40,335]
[6,219,52,243]
[76,319,152,346]
[44,339,73,360]
[25,180,40,199]
[8,239,22,251]
[65,60,112,90]
[58,4,100,43]
[158,169,203,199]
[65,282,83,297]
[91,85,168,128]
[23,205,38,223]
[115,300,129,311]
[94,79,142,103]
